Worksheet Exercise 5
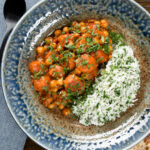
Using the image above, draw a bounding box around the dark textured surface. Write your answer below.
[0,0,41,150]
[23,0,150,150]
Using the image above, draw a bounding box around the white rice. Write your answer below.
[73,45,140,126]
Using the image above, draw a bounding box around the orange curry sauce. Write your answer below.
[29,19,112,116]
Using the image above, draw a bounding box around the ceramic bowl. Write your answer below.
[1,0,150,149]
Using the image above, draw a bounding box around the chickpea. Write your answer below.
[43,97,53,107]
[59,90,67,98]
[88,20,95,23]
[80,26,86,33]
[55,96,62,105]
[102,30,109,37]
[54,30,61,36]
[36,46,45,55]
[82,33,90,38]
[48,103,56,109]
[100,19,108,28]
[37,57,44,63]
[51,42,57,49]
[58,34,68,43]
[62,108,71,116]
[58,104,64,110]
[55,99,61,106]
[50,79,63,92]
[81,73,89,80]
[43,45,48,50]
[29,60,44,74]
[52,92,57,100]
[71,33,80,39]
[74,68,81,75]
[57,78,63,86]
[45,51,55,60]
[45,37,52,44]
[94,20,101,25]
[100,38,105,45]
[109,55,112,59]
[68,40,74,45]
[50,80,57,88]
[79,22,85,26]
[50,88,58,92]
[45,58,53,66]
[109,39,112,44]
[68,57,75,70]
[91,50,109,64]
[109,45,113,52]
[53,37,58,43]
[97,30,103,36]
[72,21,78,27]
[76,38,86,50]
[63,27,69,33]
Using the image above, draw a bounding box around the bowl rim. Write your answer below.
[1,0,150,149]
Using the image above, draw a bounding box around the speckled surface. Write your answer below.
[1,0,150,149]
[0,0,41,150]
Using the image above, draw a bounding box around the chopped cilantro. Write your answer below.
[65,44,76,50]
[105,37,109,43]
[42,86,49,92]
[81,60,88,67]
[103,91,109,98]
[63,51,73,59]
[33,71,43,79]
[40,64,45,70]
[96,24,100,30]
[74,38,81,44]
[102,43,110,54]
[47,46,54,51]
[65,36,69,43]
[96,57,104,63]
[86,44,100,53]
[63,67,70,73]
[61,31,66,34]
[85,37,92,43]
[45,40,49,45]
[73,29,80,33]
[109,31,125,45]
[51,54,60,63]
[91,29,98,37]
[101,35,105,43]
[114,88,120,96]
[76,48,83,55]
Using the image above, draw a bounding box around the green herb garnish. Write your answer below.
[65,44,76,50]
[102,43,110,54]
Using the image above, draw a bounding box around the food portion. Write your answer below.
[29,19,140,126]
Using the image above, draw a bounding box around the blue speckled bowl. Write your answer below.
[1,0,150,149]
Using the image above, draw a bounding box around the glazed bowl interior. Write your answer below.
[2,0,150,149]
[19,8,150,144]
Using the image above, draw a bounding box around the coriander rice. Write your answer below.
[73,44,140,126]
